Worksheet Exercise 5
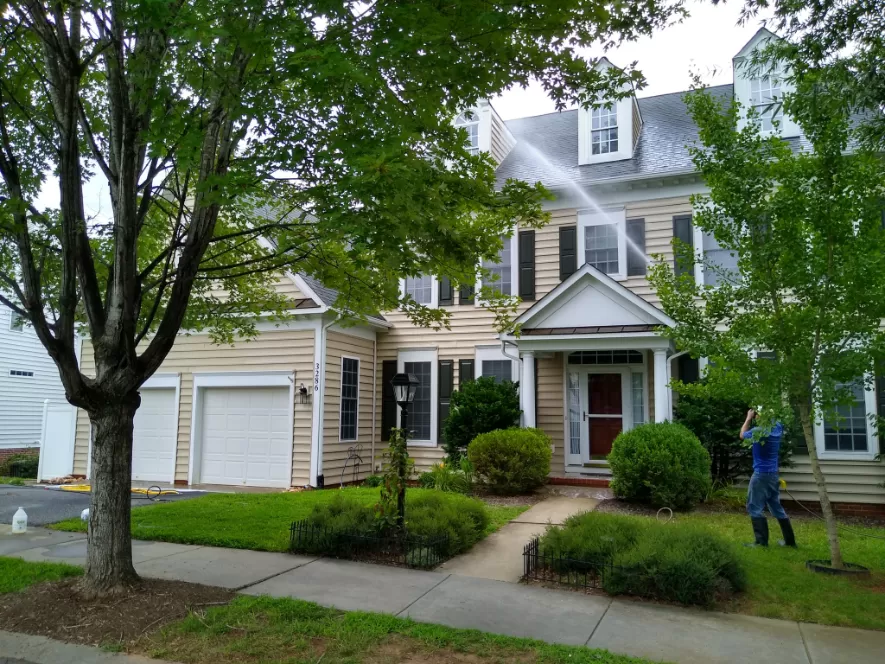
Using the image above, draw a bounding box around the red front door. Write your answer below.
[588,373,623,458]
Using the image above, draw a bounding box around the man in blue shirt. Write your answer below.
[741,409,797,547]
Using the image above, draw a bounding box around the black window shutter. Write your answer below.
[459,284,475,305]
[381,360,397,441]
[518,230,536,301]
[438,360,454,443]
[458,359,474,386]
[559,226,577,281]
[677,355,700,384]
[626,218,647,277]
[439,277,454,306]
[672,215,694,277]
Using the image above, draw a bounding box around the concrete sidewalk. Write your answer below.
[3,527,884,664]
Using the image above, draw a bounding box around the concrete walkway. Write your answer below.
[438,495,598,582]
[0,631,178,664]
[3,526,885,664]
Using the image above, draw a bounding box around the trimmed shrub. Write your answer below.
[675,389,794,485]
[362,475,383,488]
[0,452,39,479]
[468,427,551,495]
[604,523,746,606]
[537,512,745,606]
[443,377,520,462]
[299,489,490,559]
[608,422,712,509]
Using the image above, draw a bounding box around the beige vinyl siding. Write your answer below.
[632,100,642,149]
[780,457,885,505]
[490,111,515,165]
[323,331,376,485]
[537,352,565,474]
[273,275,306,301]
[73,329,316,485]
[535,196,692,306]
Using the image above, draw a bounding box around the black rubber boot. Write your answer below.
[777,518,797,547]
[744,516,769,547]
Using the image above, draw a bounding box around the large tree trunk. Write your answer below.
[796,401,843,568]
[84,396,141,595]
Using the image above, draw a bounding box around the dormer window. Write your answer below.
[750,76,782,132]
[591,105,618,155]
[454,112,480,155]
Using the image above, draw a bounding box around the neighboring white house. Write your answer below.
[0,307,68,451]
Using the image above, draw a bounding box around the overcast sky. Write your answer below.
[492,0,774,120]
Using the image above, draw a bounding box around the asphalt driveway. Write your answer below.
[0,484,206,526]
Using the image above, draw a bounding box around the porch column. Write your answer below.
[521,352,536,428]
[653,349,668,422]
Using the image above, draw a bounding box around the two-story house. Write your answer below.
[63,28,884,510]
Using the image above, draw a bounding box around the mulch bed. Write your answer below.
[0,578,234,648]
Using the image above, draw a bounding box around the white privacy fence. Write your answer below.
[37,400,76,481]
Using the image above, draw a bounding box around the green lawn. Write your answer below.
[0,477,25,486]
[0,556,81,593]
[50,487,530,552]
[664,511,885,630]
[140,595,655,664]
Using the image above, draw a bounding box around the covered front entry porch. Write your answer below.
[501,264,675,478]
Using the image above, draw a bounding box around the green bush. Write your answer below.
[608,422,712,509]
[297,489,490,560]
[604,524,746,606]
[443,376,520,462]
[675,388,793,485]
[538,512,744,606]
[416,458,474,494]
[0,452,39,479]
[468,428,551,495]
[362,475,383,488]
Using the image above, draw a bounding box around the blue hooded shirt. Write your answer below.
[742,422,783,474]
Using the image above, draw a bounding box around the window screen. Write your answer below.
[584,224,619,274]
[750,76,782,132]
[482,359,513,384]
[455,112,480,155]
[404,275,433,304]
[824,382,868,452]
[702,232,739,286]
[404,361,432,440]
[482,236,512,295]
[340,358,359,440]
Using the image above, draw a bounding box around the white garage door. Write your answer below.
[132,388,177,482]
[200,387,291,488]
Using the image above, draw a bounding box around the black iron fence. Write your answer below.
[289,520,449,569]
[523,537,615,589]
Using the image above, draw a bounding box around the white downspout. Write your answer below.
[666,350,689,421]
[371,335,377,474]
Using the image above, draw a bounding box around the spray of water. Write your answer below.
[518,140,653,266]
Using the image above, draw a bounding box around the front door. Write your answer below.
[587,373,623,459]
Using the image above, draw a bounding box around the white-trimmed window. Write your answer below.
[402,275,437,307]
[398,349,438,445]
[579,208,627,279]
[700,231,740,287]
[591,105,618,155]
[750,76,782,132]
[339,357,359,441]
[476,346,518,383]
[9,312,24,331]
[454,111,480,155]
[815,377,879,460]
[480,236,514,296]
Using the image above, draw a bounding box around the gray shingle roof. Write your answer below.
[495,84,734,188]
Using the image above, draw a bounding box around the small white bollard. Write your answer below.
[80,508,89,522]
[12,507,27,534]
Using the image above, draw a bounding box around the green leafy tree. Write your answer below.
[0,0,682,593]
[443,376,521,461]
[649,81,885,568]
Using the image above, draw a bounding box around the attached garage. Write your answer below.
[131,387,177,482]
[190,372,295,488]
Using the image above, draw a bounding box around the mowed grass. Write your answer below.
[50,487,530,552]
[140,595,657,664]
[0,556,81,593]
[665,511,885,630]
